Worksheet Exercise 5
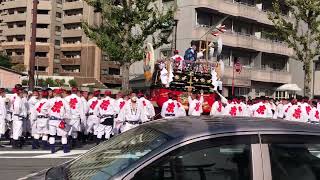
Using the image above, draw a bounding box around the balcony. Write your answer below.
[2,27,26,36]
[35,57,49,67]
[101,74,122,84]
[3,13,27,23]
[251,69,291,84]
[223,66,251,87]
[38,1,52,10]
[1,41,25,47]
[183,0,292,26]
[0,0,27,10]
[192,27,294,56]
[60,57,81,65]
[36,28,51,38]
[63,15,83,24]
[60,72,81,76]
[62,29,83,37]
[61,43,82,50]
[63,1,84,10]
[37,14,51,24]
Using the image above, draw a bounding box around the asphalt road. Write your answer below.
[0,142,94,180]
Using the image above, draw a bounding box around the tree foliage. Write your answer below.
[83,0,176,90]
[0,54,12,69]
[268,0,320,96]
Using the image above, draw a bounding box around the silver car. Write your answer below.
[31,116,320,180]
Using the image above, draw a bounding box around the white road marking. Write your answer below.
[0,150,88,159]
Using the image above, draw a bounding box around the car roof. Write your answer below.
[142,116,320,139]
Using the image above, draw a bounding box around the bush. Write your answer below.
[68,79,77,87]
[22,79,28,86]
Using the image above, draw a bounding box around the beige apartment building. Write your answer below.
[170,0,305,98]
[0,0,118,87]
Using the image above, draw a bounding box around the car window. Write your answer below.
[262,134,320,180]
[60,127,172,180]
[133,135,256,180]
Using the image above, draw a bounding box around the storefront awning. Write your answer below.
[276,84,302,92]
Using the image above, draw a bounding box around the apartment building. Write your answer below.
[169,0,304,98]
[0,0,116,87]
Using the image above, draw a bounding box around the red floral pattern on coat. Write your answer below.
[293,108,302,119]
[238,106,243,113]
[195,103,201,111]
[217,102,222,112]
[90,100,98,110]
[177,102,181,108]
[119,101,125,109]
[51,101,63,113]
[100,100,110,110]
[142,101,146,107]
[229,106,237,116]
[315,111,320,120]
[37,102,45,113]
[306,106,312,115]
[285,106,291,113]
[256,105,266,115]
[69,98,78,110]
[166,102,175,113]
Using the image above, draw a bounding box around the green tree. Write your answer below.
[0,54,12,69]
[11,64,25,73]
[68,79,78,87]
[83,0,175,90]
[268,0,320,97]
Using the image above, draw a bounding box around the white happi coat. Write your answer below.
[65,94,86,134]
[251,102,273,118]
[139,97,155,120]
[33,98,50,134]
[115,98,126,115]
[238,102,250,117]
[28,96,39,121]
[223,102,240,117]
[47,96,71,136]
[11,95,24,140]
[175,100,186,117]
[0,96,7,135]
[161,99,180,119]
[188,96,204,116]
[276,103,284,119]
[301,103,312,120]
[309,107,320,123]
[118,100,147,132]
[210,101,224,116]
[85,97,100,135]
[285,105,309,122]
[97,96,116,117]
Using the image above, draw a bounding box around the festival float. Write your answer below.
[145,16,229,114]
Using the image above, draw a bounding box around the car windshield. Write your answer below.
[57,127,171,179]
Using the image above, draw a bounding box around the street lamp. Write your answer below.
[312,57,320,98]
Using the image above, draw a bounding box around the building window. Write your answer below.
[56,12,62,18]
[62,65,80,73]
[55,40,60,46]
[36,24,49,29]
[37,10,49,15]
[53,68,60,73]
[54,53,60,59]
[35,66,47,71]
[35,52,48,57]
[36,38,48,43]
[55,26,61,32]
[234,87,250,97]
[109,68,120,75]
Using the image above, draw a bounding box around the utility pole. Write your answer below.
[28,0,38,90]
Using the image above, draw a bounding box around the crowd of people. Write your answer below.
[0,84,319,153]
